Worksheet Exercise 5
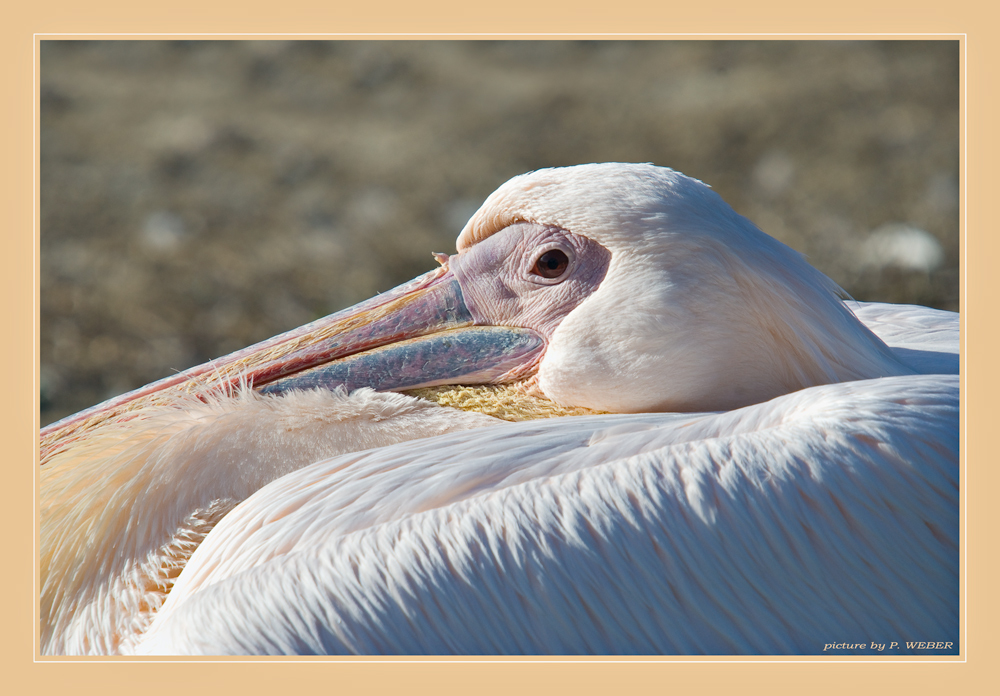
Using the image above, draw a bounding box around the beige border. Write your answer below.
[8,2,994,694]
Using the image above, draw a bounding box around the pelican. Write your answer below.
[39,163,959,656]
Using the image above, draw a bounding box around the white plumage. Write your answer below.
[39,163,959,656]
[138,373,957,655]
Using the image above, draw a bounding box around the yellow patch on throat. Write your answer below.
[404,383,605,422]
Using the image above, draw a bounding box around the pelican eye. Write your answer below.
[532,249,570,279]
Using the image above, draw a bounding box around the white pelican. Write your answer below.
[39,163,959,656]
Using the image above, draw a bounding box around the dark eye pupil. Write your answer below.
[533,250,569,279]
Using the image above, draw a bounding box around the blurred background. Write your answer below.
[40,40,960,426]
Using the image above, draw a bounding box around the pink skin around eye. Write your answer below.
[448,222,612,341]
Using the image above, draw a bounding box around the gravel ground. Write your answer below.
[39,40,960,426]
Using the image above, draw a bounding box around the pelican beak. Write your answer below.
[40,259,545,460]
[254,264,545,395]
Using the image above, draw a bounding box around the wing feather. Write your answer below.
[850,301,959,374]
[136,374,958,655]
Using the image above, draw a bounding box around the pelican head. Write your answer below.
[42,162,907,459]
[458,163,909,412]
